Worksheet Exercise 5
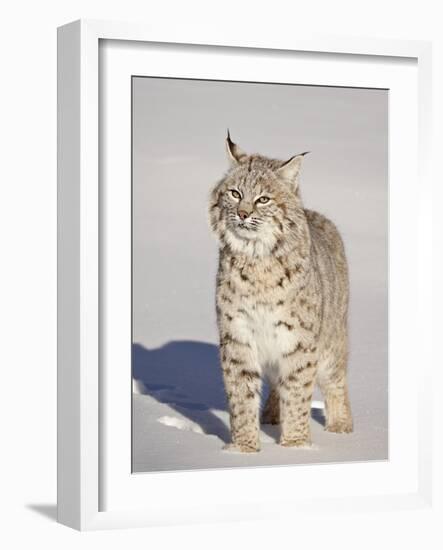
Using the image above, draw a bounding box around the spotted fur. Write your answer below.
[209,136,353,452]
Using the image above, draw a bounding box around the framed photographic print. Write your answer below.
[57,19,433,530]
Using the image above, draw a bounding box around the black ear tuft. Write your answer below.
[225,131,247,165]
[227,129,234,147]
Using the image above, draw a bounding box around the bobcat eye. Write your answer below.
[257,196,270,204]
[230,189,241,200]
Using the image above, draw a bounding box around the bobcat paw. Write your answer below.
[325,419,353,433]
[280,437,311,448]
[223,442,260,453]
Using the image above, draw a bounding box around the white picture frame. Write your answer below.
[57,19,433,531]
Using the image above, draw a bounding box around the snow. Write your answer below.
[132,293,388,473]
[157,415,205,435]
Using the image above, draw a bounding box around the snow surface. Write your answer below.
[132,295,388,473]
[157,415,205,434]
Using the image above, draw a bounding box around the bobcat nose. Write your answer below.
[238,210,250,221]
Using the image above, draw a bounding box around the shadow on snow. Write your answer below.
[132,340,325,444]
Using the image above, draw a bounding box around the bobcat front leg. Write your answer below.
[220,336,261,453]
[278,356,317,447]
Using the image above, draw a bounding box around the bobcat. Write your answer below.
[208,133,353,452]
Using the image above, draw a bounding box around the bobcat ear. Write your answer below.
[277,152,309,183]
[226,130,247,165]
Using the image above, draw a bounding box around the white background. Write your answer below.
[0,0,441,548]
